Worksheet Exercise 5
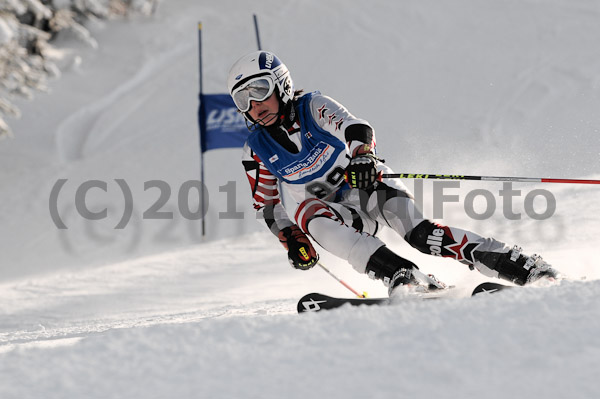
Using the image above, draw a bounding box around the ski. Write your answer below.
[298,282,515,313]
[297,287,455,313]
[471,282,514,296]
[297,292,388,313]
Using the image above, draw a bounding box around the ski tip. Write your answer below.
[296,293,388,313]
[471,282,512,296]
[296,293,330,313]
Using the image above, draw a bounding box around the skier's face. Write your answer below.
[248,93,280,126]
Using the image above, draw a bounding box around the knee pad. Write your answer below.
[405,220,446,256]
[405,220,478,262]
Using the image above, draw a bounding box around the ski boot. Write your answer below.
[364,245,445,297]
[489,245,560,286]
[365,245,418,295]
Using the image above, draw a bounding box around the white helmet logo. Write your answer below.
[265,53,274,69]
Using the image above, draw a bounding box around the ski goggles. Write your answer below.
[231,77,275,112]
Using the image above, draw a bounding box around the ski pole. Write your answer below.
[381,173,600,185]
[317,262,367,298]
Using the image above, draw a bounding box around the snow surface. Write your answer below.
[1,0,599,398]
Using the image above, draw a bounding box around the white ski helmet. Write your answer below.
[227,51,294,119]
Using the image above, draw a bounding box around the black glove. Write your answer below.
[278,225,319,270]
[345,154,379,189]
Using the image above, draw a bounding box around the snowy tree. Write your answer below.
[0,0,158,139]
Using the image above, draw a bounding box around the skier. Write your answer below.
[227,50,560,295]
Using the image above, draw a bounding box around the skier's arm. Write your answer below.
[308,94,379,189]
[242,143,293,235]
[308,93,376,156]
[242,144,319,270]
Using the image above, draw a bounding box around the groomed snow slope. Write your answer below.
[0,0,599,398]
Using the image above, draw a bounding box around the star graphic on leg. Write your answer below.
[446,235,480,262]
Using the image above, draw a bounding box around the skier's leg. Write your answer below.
[363,167,559,286]
[404,219,558,285]
[289,197,419,289]
[291,197,381,272]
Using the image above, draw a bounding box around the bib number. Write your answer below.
[306,166,346,199]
